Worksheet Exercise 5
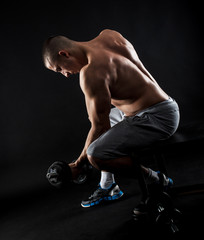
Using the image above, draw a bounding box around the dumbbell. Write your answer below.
[46,160,92,188]
[146,191,181,234]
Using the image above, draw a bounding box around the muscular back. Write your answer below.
[81,29,168,116]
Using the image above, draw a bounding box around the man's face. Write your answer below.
[46,50,81,78]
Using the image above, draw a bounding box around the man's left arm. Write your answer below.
[75,69,112,167]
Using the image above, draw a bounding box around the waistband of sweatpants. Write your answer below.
[132,97,178,117]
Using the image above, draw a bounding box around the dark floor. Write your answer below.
[1,142,204,240]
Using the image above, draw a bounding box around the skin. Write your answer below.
[44,29,169,179]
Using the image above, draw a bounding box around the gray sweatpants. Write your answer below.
[87,97,180,160]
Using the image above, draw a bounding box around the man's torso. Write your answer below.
[80,29,168,116]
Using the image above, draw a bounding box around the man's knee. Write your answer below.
[87,154,104,170]
[86,142,94,158]
[86,143,100,168]
[86,141,102,160]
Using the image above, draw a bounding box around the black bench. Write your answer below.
[134,120,204,198]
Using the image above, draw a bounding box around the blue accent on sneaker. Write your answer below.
[81,183,124,208]
[168,177,173,186]
[156,171,174,190]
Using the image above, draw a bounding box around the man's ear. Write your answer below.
[58,50,70,58]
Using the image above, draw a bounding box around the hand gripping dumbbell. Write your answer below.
[46,160,92,188]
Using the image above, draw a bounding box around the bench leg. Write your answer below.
[153,152,168,176]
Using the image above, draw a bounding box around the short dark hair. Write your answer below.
[42,35,72,67]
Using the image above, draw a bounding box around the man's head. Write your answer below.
[42,35,86,77]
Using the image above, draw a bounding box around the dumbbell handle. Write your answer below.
[71,160,92,184]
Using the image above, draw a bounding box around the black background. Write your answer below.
[1,0,203,198]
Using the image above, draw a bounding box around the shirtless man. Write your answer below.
[42,29,180,209]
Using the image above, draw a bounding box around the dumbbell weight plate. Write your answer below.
[145,191,173,221]
[46,161,72,188]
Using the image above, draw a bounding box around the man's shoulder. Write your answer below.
[80,62,108,81]
[80,64,95,81]
[79,64,110,95]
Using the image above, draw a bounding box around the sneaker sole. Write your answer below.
[81,190,124,208]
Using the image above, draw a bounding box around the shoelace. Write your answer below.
[89,187,108,199]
